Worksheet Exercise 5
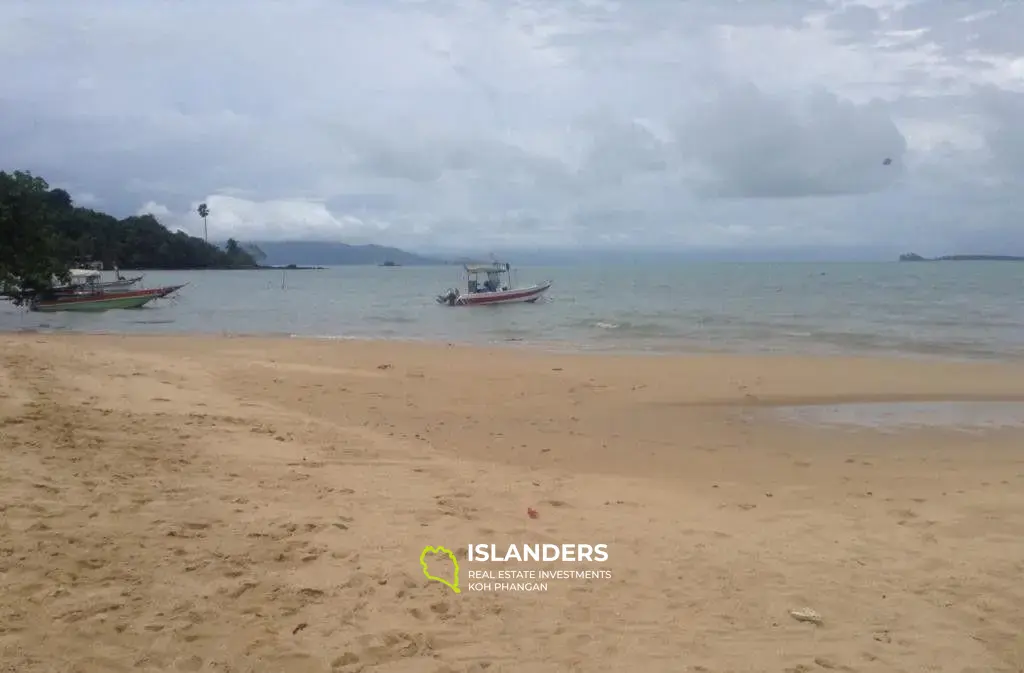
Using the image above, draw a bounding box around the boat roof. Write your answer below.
[69,268,101,280]
[464,262,510,274]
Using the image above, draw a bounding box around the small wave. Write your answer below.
[364,314,419,325]
[591,320,674,339]
[290,334,360,341]
[565,318,671,338]
[491,327,536,338]
[288,333,452,346]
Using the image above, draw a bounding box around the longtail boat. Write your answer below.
[29,284,186,312]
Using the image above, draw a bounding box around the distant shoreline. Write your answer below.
[111,264,455,271]
[899,253,1024,262]
[112,265,326,271]
[255,264,324,270]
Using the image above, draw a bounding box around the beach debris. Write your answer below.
[789,607,823,625]
[527,507,539,519]
[377,363,392,370]
[292,622,308,634]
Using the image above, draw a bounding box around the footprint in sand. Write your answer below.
[331,652,360,669]
[336,631,436,668]
[173,655,205,671]
[226,582,258,599]
[434,494,478,520]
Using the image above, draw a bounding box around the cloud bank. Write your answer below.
[2,0,1023,255]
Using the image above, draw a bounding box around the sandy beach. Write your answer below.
[2,333,1024,672]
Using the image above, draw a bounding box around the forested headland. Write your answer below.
[1,170,257,301]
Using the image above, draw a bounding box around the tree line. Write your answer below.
[1,170,257,302]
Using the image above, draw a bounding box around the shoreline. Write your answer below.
[5,330,1024,403]
[1,323,1019,365]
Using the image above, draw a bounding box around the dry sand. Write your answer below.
[2,333,1024,673]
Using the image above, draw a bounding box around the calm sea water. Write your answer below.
[2,262,1022,360]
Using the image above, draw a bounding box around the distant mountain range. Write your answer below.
[236,241,445,266]
[221,241,983,267]
[899,252,1024,262]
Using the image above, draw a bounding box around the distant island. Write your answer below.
[246,240,443,266]
[257,263,325,270]
[899,253,1024,262]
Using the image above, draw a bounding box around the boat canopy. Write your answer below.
[464,263,510,274]
[65,268,102,282]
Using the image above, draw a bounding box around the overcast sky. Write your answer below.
[2,0,1022,256]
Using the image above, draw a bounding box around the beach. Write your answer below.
[2,333,1024,672]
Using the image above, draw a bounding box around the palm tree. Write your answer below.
[197,203,210,243]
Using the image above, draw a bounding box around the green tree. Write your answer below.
[197,202,210,243]
[0,170,73,304]
[2,170,257,287]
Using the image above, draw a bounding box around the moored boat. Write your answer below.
[29,284,186,312]
[55,268,144,294]
[436,262,551,307]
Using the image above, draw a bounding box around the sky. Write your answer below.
[2,0,1023,258]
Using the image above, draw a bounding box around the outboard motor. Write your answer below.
[436,288,460,306]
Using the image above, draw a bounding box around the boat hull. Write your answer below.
[452,281,552,306]
[30,285,185,312]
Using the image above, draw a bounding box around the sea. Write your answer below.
[1,262,1022,361]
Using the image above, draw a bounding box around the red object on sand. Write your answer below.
[527,507,539,519]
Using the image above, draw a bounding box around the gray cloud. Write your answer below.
[826,4,882,33]
[673,83,907,198]
[893,2,1024,55]
[1,0,1022,254]
[976,87,1024,180]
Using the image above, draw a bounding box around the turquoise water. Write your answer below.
[2,262,1022,359]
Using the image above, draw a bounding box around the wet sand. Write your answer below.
[2,333,1024,672]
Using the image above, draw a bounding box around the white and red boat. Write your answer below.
[436,262,551,307]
